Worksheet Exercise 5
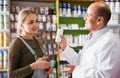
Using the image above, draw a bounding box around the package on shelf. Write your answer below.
[59,3,87,18]
[38,14,42,22]
[108,13,120,25]
[52,15,57,23]
[59,24,68,29]
[40,7,45,14]
[0,50,8,69]
[48,43,53,55]
[106,0,120,13]
[51,32,56,39]
[3,15,9,29]
[64,35,73,46]
[49,68,57,78]
[46,15,51,23]
[15,14,18,22]
[3,32,9,47]
[63,34,88,47]
[0,33,4,47]
[59,64,71,78]
[10,14,15,21]
[16,6,21,13]
[0,0,2,11]
[109,28,120,38]
[53,43,57,54]
[0,15,9,30]
[42,15,47,22]
[73,35,79,46]
[0,15,4,29]
[39,22,43,30]
[0,50,3,69]
[46,23,52,31]
[47,33,51,40]
[0,0,9,11]
[79,34,88,46]
[2,50,8,69]
[51,23,56,31]
[34,7,40,14]
[68,24,79,30]
[73,5,78,17]
[0,71,7,78]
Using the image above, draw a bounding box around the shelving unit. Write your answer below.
[0,0,120,78]
[0,0,10,78]
[9,0,59,78]
[58,0,92,78]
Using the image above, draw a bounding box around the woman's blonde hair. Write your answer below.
[17,8,37,36]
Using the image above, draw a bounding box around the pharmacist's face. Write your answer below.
[21,14,39,35]
[84,4,99,33]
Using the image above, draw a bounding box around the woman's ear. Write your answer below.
[21,23,24,29]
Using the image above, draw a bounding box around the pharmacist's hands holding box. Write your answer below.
[55,28,67,50]
[60,36,67,51]
[62,64,75,73]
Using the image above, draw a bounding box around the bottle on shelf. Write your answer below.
[67,3,71,17]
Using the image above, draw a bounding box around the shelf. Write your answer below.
[63,30,89,35]
[0,11,9,15]
[60,60,69,64]
[107,25,120,29]
[0,69,8,72]
[0,29,10,33]
[59,0,95,2]
[11,0,55,2]
[60,17,85,26]
[0,47,9,50]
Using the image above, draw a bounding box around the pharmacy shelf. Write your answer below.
[60,17,85,27]
[0,11,9,15]
[0,29,10,33]
[60,0,94,2]
[107,24,120,29]
[0,69,8,72]
[64,30,89,35]
[0,47,9,50]
[11,0,55,2]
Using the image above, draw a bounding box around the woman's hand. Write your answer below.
[46,66,53,74]
[30,56,51,70]
[60,36,67,50]
[62,64,75,73]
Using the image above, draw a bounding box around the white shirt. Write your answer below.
[60,27,120,78]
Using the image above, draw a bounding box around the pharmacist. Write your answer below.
[60,1,120,78]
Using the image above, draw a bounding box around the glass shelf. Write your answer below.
[0,11,9,15]
[0,69,8,72]
[0,29,10,33]
[0,47,9,50]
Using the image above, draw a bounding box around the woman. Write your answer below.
[8,9,53,78]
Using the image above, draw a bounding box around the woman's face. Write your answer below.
[21,14,39,35]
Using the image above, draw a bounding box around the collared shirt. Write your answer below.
[61,27,120,78]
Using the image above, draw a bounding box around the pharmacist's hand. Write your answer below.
[60,36,67,50]
[46,66,53,74]
[62,64,75,73]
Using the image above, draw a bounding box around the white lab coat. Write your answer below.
[60,27,120,78]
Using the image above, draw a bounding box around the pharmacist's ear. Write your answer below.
[97,16,104,25]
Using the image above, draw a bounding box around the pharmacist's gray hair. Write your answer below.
[17,8,37,36]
